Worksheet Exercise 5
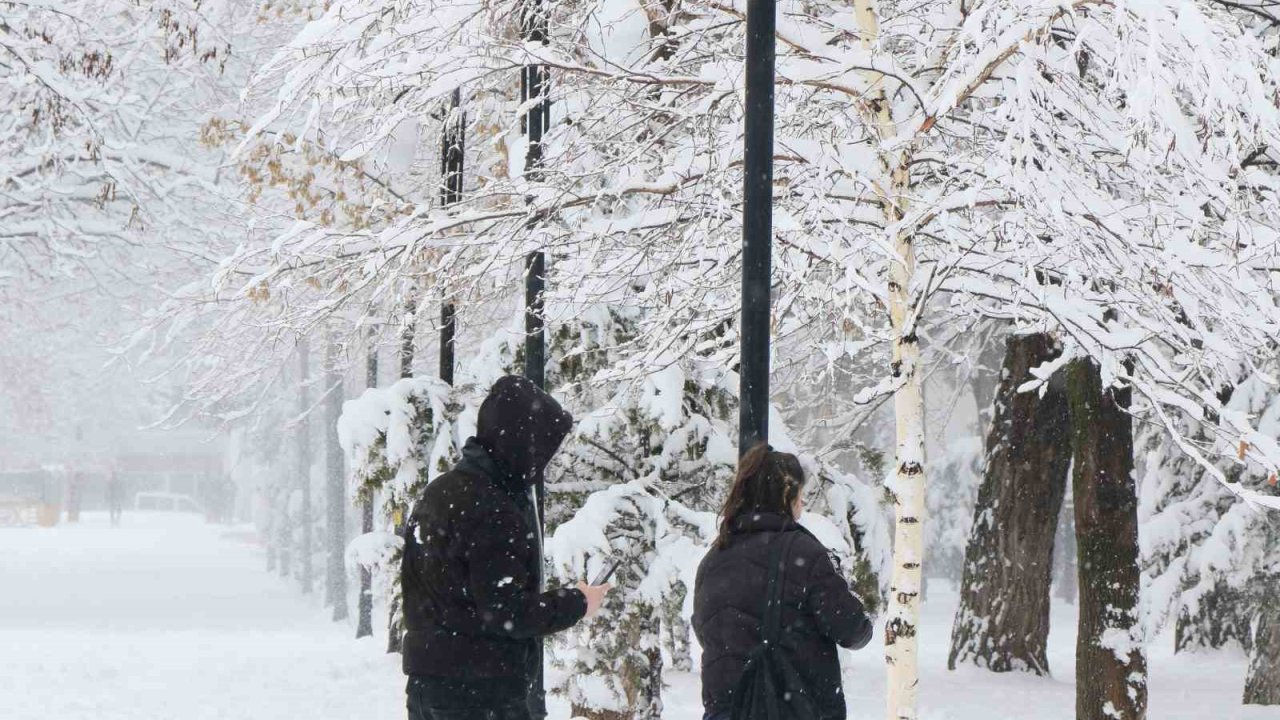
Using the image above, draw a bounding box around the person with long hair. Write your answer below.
[693,443,873,720]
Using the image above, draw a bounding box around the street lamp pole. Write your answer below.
[521,0,551,715]
[440,88,464,386]
[739,0,776,455]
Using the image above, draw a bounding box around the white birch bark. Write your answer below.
[852,1,925,717]
[882,176,926,720]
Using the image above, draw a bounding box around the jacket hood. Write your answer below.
[473,375,574,487]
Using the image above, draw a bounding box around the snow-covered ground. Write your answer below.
[0,513,1265,719]
[0,513,403,720]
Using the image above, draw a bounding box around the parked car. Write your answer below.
[134,492,203,513]
[0,470,61,526]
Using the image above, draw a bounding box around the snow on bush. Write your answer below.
[337,375,458,510]
[544,335,888,717]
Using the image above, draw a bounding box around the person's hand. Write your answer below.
[576,581,611,619]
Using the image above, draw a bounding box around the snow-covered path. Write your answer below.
[0,513,403,720]
[1,513,1265,719]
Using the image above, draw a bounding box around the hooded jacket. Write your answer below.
[400,376,586,701]
[693,512,874,720]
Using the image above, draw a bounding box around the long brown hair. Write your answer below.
[715,442,806,549]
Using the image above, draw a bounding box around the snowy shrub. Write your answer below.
[1139,370,1280,696]
[548,483,708,720]
[544,336,889,718]
[338,375,465,519]
[337,375,470,623]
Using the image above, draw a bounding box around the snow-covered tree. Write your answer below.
[949,332,1071,676]
[0,1,244,297]
[1141,370,1280,704]
[190,1,1280,717]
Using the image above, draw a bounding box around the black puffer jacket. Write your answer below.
[401,376,587,700]
[693,512,874,720]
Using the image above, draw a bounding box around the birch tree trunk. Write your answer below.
[1067,358,1147,720]
[876,137,924,720]
[850,0,924,714]
[948,333,1070,675]
[883,195,925,720]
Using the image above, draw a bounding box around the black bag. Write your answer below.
[728,531,819,720]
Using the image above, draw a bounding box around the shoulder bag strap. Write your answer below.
[762,530,801,647]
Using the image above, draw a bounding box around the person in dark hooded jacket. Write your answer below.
[693,443,874,720]
[401,376,611,720]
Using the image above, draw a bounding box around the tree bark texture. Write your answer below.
[881,174,924,720]
[1067,358,1147,720]
[1244,576,1280,705]
[949,333,1070,675]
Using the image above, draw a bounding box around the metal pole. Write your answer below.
[738,0,776,456]
[520,0,549,392]
[520,1,550,713]
[439,87,463,386]
[524,252,546,390]
[440,304,456,385]
[441,88,465,206]
[520,3,550,178]
[400,301,416,380]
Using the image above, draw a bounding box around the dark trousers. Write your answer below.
[407,677,532,720]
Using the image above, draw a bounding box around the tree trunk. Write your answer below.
[325,337,349,621]
[278,488,292,578]
[1244,576,1280,705]
[357,334,377,640]
[948,333,1070,675]
[387,310,415,655]
[265,485,278,573]
[849,0,922,714]
[298,339,314,595]
[1067,358,1147,720]
[881,169,924,720]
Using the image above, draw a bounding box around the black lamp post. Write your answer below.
[739,0,776,455]
[520,1,551,716]
[440,88,464,385]
[522,0,550,393]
